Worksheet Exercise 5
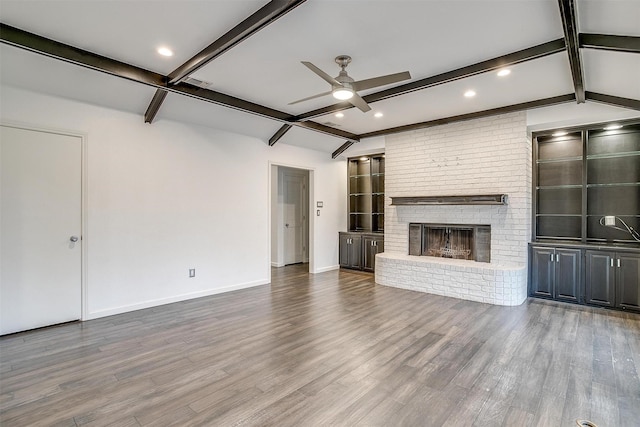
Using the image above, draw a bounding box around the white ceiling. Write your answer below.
[1,0,638,153]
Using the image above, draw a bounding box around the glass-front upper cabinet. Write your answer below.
[586,124,640,244]
[535,132,583,240]
[533,122,640,244]
[348,154,384,232]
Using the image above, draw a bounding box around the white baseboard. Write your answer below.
[271,261,285,267]
[312,264,340,274]
[86,279,269,320]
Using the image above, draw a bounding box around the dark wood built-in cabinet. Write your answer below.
[339,232,362,270]
[530,246,581,302]
[530,121,640,312]
[362,234,384,272]
[340,153,385,272]
[339,232,384,272]
[586,250,640,310]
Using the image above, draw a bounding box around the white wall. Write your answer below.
[0,85,346,320]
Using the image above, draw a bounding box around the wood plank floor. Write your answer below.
[1,264,639,427]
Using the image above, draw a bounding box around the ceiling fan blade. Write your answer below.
[348,93,371,112]
[353,71,411,92]
[301,61,341,86]
[288,90,333,105]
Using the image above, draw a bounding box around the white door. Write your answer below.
[283,171,306,265]
[1,125,82,335]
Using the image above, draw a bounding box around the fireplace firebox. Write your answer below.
[409,223,491,262]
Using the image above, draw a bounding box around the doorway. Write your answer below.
[271,165,310,269]
[1,124,84,335]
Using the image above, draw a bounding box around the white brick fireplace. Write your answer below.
[375,112,531,306]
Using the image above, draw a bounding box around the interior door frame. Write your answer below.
[1,121,88,321]
[282,167,308,265]
[269,162,314,274]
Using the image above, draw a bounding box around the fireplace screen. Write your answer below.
[425,227,473,259]
[409,223,491,262]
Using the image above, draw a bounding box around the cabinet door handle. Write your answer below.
[611,258,614,267]
[550,253,554,262]
[556,254,559,262]
[617,258,621,268]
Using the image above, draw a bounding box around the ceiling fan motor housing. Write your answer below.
[335,55,352,69]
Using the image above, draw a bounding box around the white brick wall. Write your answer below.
[376,112,531,305]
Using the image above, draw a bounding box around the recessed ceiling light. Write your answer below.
[157,47,174,57]
[335,112,344,118]
[374,112,384,118]
[552,131,568,137]
[464,90,476,98]
[497,69,511,77]
[604,124,622,130]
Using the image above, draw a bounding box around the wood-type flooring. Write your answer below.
[1,264,639,426]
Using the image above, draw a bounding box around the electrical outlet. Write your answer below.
[189,269,196,278]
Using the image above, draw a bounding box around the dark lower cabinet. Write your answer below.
[362,235,384,272]
[530,246,581,302]
[586,250,640,311]
[617,253,640,310]
[585,251,615,307]
[339,233,361,269]
[531,246,554,298]
[339,232,383,272]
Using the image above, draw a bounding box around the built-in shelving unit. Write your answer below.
[534,123,640,244]
[342,153,385,272]
[348,154,384,232]
[530,121,640,312]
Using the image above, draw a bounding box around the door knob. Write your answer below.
[70,236,79,242]
[285,224,289,227]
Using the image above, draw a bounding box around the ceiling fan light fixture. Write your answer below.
[333,87,354,100]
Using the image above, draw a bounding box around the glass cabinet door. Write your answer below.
[586,125,640,243]
[535,132,583,240]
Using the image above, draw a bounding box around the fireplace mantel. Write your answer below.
[390,194,508,206]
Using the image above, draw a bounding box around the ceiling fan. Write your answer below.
[289,55,411,112]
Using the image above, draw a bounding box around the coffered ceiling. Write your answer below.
[1,0,638,156]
